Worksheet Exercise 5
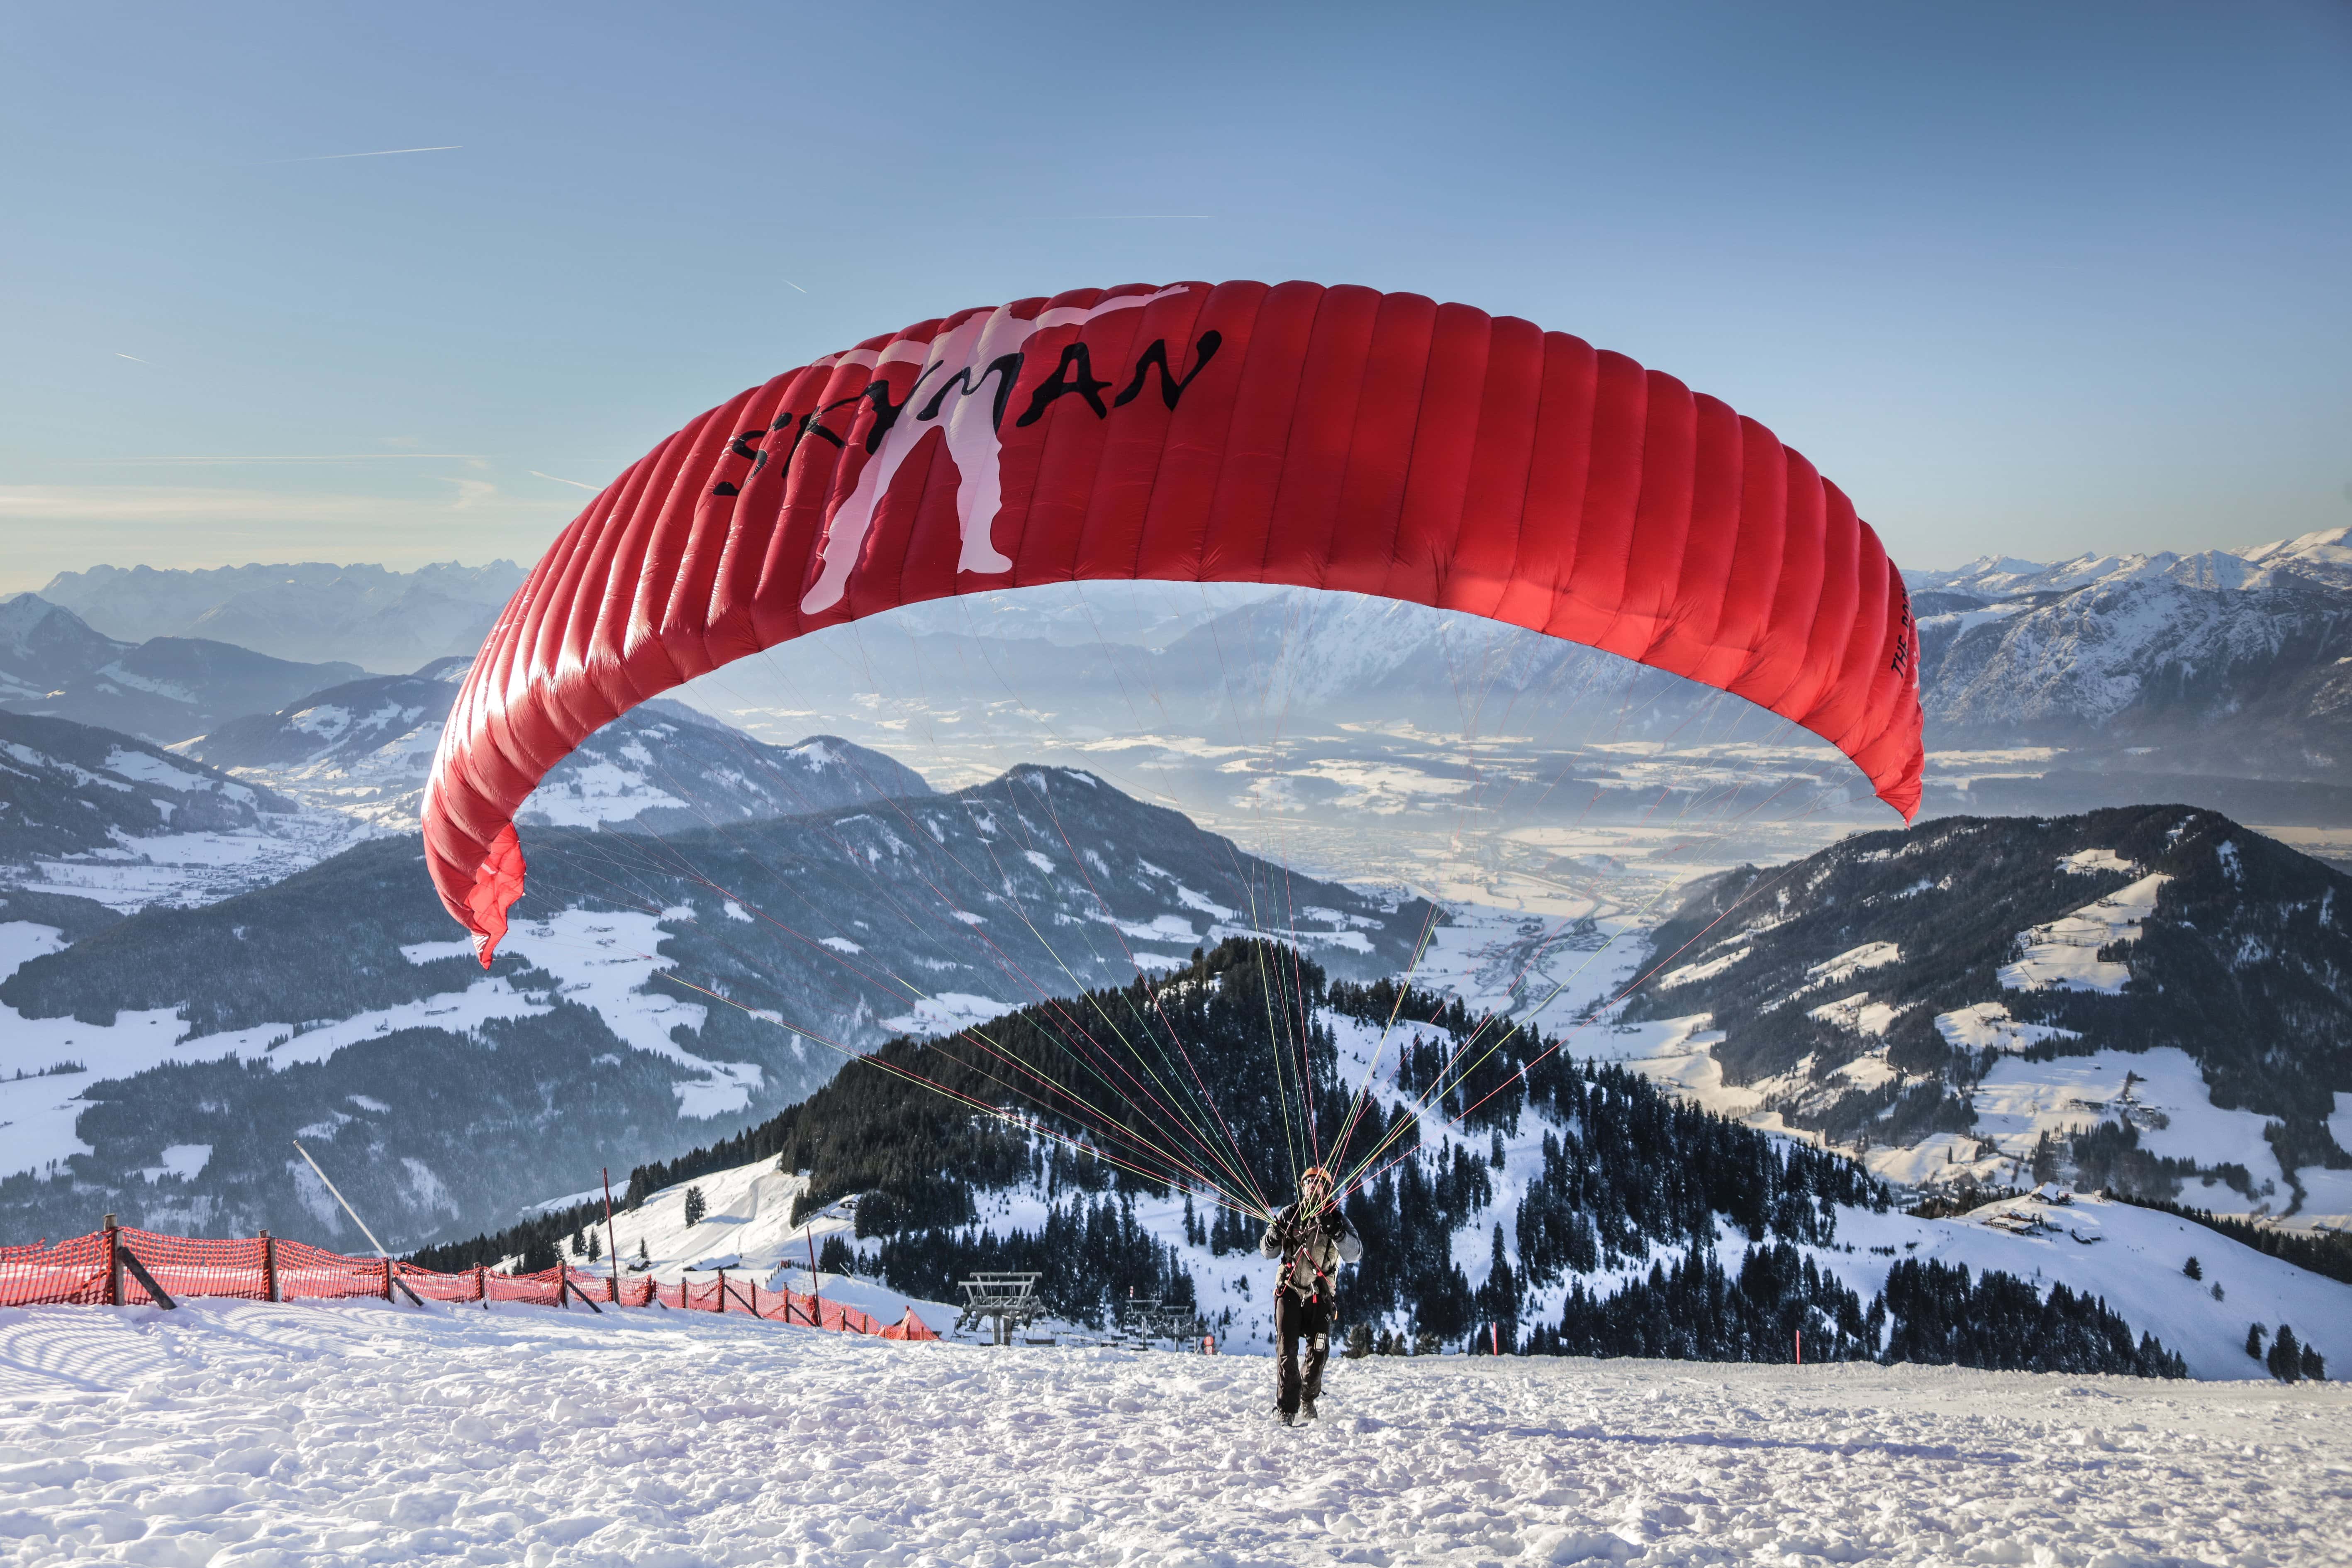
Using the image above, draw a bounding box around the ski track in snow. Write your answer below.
[0,1300,2347,1568]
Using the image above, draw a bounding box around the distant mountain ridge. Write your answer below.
[1909,532,2352,775]
[184,660,933,832]
[1,593,366,744]
[37,561,527,673]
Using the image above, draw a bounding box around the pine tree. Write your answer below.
[2183,1256,2201,1280]
[1345,1323,1372,1359]
[2247,1323,2267,1361]
[2301,1342,2327,1382]
[635,1237,650,1270]
[568,1228,585,1257]
[1491,1129,1507,1169]
[2267,1324,2302,1383]
[586,1227,602,1262]
[684,1185,707,1227]
[1411,1328,1441,1356]
[2030,1131,2059,1186]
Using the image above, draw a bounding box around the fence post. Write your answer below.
[261,1230,277,1302]
[557,1267,570,1311]
[715,1267,726,1312]
[381,1258,394,1302]
[104,1214,120,1307]
[475,1264,487,1307]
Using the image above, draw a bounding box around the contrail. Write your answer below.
[287,145,461,162]
[115,353,150,363]
[531,470,600,491]
[780,278,809,294]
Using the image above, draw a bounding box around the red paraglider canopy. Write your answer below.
[424,280,1923,963]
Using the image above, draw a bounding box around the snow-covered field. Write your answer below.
[2,1298,2347,1568]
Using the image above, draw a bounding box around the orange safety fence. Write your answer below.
[0,1222,933,1341]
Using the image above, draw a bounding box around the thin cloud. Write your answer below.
[283,145,461,162]
[0,484,575,526]
[0,485,390,522]
[530,470,600,491]
[106,453,478,463]
[115,353,151,364]
[780,278,809,294]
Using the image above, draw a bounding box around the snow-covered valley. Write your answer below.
[0,1297,2347,1568]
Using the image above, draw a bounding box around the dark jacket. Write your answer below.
[1259,1201,1364,1302]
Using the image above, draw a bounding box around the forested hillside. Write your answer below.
[432,939,2196,1377]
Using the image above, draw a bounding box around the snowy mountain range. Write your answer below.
[35,560,527,673]
[183,657,931,832]
[1912,533,2352,776]
[0,767,1431,1250]
[0,593,366,744]
[1613,804,2352,1222]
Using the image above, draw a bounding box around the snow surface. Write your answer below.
[1969,1049,2289,1199]
[1996,874,2168,995]
[1932,1001,2080,1055]
[0,1298,2347,1568]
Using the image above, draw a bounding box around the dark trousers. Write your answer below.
[1275,1290,1332,1415]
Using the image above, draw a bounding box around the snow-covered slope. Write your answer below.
[0,710,361,911]
[36,559,528,672]
[1615,804,2352,1220]
[184,659,931,832]
[7,1300,2347,1568]
[549,1158,960,1335]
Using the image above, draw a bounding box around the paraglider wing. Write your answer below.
[423,280,1923,963]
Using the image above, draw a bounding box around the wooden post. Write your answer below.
[104,1214,120,1307]
[556,1265,570,1311]
[381,1258,394,1302]
[476,1263,488,1309]
[260,1230,277,1302]
[714,1267,726,1312]
[1795,1328,1802,1366]
[602,1167,621,1305]
[116,1245,177,1310]
[805,1228,824,1324]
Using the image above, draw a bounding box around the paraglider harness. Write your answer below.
[1267,1167,1351,1309]
[1276,1216,1338,1310]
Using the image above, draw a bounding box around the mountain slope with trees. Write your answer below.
[1617,804,2352,1210]
[0,769,1429,1250]
[426,940,2231,1378]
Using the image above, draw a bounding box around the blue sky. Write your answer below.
[4,0,2347,591]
